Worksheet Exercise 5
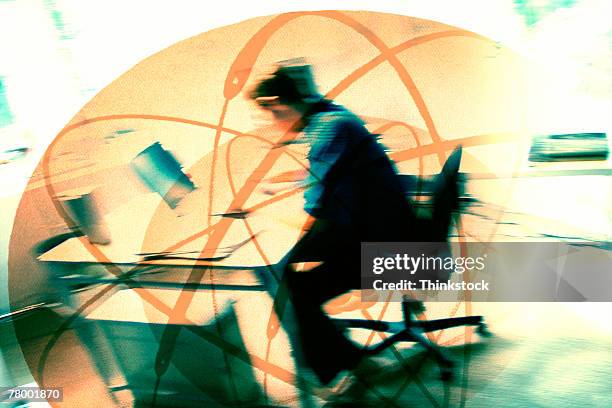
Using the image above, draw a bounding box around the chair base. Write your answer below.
[331,300,489,381]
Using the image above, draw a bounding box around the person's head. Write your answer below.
[248,64,321,126]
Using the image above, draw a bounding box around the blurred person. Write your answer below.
[249,61,461,391]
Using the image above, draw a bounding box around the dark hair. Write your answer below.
[249,70,304,106]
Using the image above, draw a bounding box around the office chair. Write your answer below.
[329,146,491,381]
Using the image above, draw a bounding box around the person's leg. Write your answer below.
[263,219,365,386]
[266,219,348,330]
[278,229,364,385]
[259,221,354,405]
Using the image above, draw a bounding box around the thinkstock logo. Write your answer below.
[361,242,611,302]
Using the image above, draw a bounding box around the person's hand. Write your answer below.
[260,183,286,196]
[259,169,308,195]
[260,181,303,196]
[302,214,317,231]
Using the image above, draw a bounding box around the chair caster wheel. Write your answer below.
[476,323,492,337]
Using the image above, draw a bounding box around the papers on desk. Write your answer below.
[56,188,112,245]
[130,142,196,209]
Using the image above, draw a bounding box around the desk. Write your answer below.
[36,190,308,406]
[38,188,311,294]
[39,190,306,267]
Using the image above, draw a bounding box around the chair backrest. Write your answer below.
[430,146,463,240]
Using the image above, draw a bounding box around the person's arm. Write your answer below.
[303,114,352,214]
[260,169,309,195]
[260,113,350,198]
[266,169,309,183]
